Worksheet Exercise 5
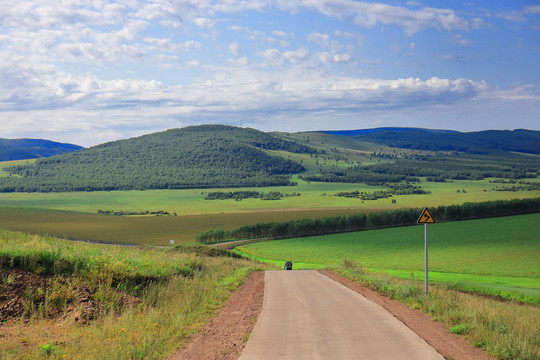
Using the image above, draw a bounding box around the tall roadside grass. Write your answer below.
[0,229,271,359]
[335,259,539,360]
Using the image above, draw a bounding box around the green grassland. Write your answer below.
[1,175,538,215]
[236,214,540,299]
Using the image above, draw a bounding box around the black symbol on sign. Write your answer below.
[417,208,436,224]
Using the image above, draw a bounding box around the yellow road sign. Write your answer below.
[417,207,436,224]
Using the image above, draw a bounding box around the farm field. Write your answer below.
[0,207,365,245]
[1,167,539,245]
[236,214,540,300]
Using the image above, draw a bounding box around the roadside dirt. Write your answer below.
[0,269,140,324]
[320,270,494,360]
[169,271,264,360]
[0,269,49,322]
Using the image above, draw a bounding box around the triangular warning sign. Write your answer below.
[417,207,436,224]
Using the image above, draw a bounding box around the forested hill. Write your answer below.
[1,125,314,192]
[0,139,83,161]
[322,128,540,154]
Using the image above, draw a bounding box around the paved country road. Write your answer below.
[240,270,444,360]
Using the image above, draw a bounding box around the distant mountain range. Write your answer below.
[320,127,458,136]
[320,128,540,155]
[0,139,83,161]
[3,127,538,163]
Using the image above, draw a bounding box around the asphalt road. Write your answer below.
[240,270,444,360]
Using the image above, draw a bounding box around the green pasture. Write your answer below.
[1,174,539,215]
[236,214,540,297]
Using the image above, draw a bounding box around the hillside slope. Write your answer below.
[0,139,83,161]
[0,125,314,192]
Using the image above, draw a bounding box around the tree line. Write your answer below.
[196,197,540,243]
[97,210,174,216]
[334,184,430,201]
[300,154,539,186]
[205,191,301,201]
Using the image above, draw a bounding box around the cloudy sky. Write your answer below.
[1,0,539,147]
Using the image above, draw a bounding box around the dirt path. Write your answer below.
[169,271,264,360]
[172,270,493,360]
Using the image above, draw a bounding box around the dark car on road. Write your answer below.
[284,261,293,270]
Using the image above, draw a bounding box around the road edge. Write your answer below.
[319,270,494,360]
[168,271,264,360]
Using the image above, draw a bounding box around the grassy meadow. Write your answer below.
[1,175,539,215]
[236,214,540,302]
[0,229,272,359]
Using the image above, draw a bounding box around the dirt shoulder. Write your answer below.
[319,270,494,360]
[169,271,264,360]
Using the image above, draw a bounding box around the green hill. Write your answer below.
[0,138,83,161]
[281,130,540,184]
[0,125,314,192]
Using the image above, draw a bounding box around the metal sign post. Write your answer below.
[424,223,428,294]
[417,207,435,294]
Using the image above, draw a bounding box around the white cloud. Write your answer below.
[524,6,540,14]
[0,0,474,71]
[272,30,287,37]
[192,17,216,31]
[229,41,240,56]
[291,0,470,35]
[496,10,526,23]
[452,34,471,46]
[318,52,352,65]
[186,60,200,67]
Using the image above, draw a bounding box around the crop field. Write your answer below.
[0,207,367,245]
[236,214,540,300]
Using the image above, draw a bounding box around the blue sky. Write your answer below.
[1,0,539,146]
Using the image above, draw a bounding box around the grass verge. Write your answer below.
[333,260,539,360]
[0,229,272,359]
